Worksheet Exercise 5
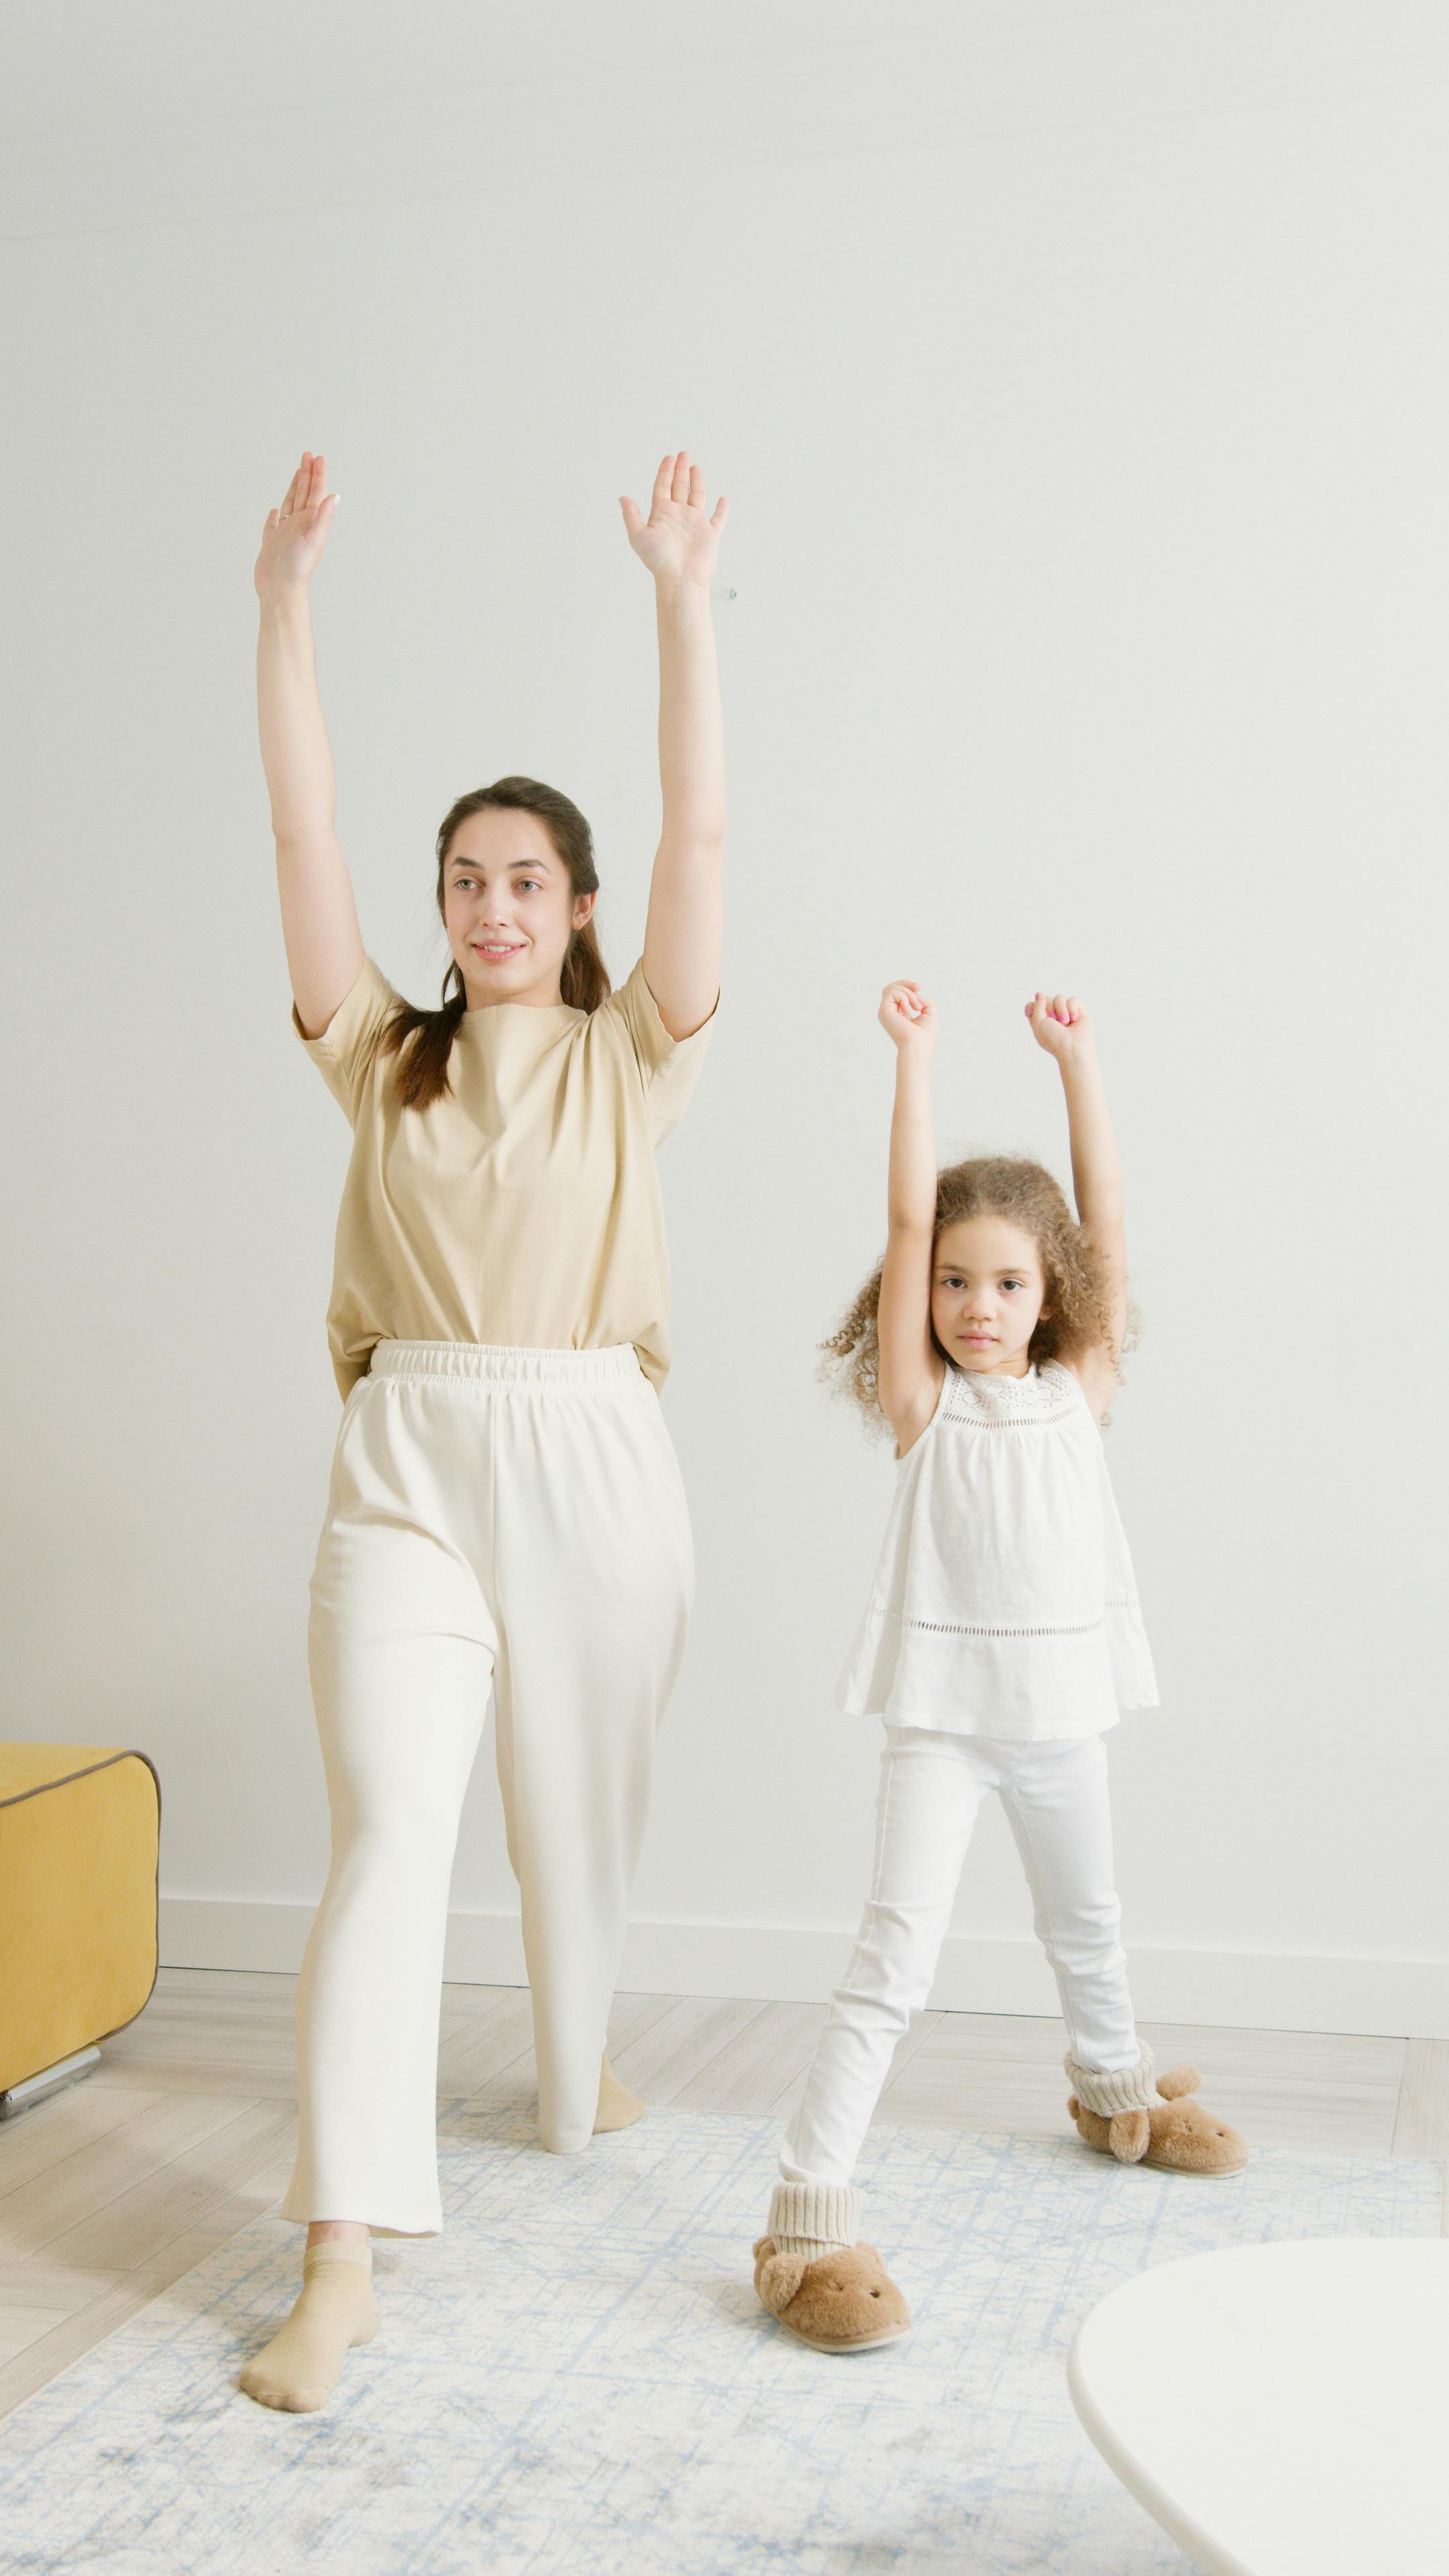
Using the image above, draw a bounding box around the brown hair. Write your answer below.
[820,1154,1130,1428]
[378,776,610,1111]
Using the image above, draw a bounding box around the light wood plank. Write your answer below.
[875,2008,945,2100]
[441,1990,689,2116]
[606,1991,686,2056]
[96,2004,298,2053]
[0,2079,154,2193]
[0,2198,292,2425]
[1140,2023,1405,2157]
[91,2055,298,2102]
[435,1990,537,2096]
[0,2092,264,2259]
[48,2103,297,2275]
[875,2010,1070,2135]
[0,2305,70,2366]
[436,1984,533,2057]
[94,1973,301,2099]
[768,2008,948,2128]
[1393,2040,1449,2161]
[609,1998,767,2107]
[879,2015,1409,2155]
[148,1968,295,2004]
[0,2116,300,2421]
[0,2259,121,2313]
[439,1979,521,2033]
[670,2002,828,2115]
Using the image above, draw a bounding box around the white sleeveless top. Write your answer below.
[837,1358,1158,1739]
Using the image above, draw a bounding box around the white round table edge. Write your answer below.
[1067,2320,1254,2576]
[1067,2237,1449,2576]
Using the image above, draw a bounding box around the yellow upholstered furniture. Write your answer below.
[0,1744,160,2100]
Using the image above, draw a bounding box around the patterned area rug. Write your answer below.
[0,2106,1438,2575]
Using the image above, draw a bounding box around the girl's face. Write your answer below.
[442,808,594,1008]
[932,1214,1047,1377]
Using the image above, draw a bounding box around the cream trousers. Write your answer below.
[278,1340,693,2236]
[782,1726,1142,2188]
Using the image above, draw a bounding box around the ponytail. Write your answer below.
[376,959,470,1113]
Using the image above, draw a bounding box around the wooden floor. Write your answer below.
[1,1970,1445,2422]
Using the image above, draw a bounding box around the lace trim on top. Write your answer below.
[900,1613,1102,1640]
[886,1595,1137,1643]
[940,1359,1080,1430]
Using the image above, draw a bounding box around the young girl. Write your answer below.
[752,979,1246,2355]
[240,447,726,2412]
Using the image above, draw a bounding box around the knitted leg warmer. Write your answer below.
[1064,2043,1159,2116]
[765,2180,861,2259]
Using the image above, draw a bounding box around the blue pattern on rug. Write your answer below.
[0,2107,1439,2574]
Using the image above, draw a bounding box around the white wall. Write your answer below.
[3,3,1446,2035]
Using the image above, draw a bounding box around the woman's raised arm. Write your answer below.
[620,451,727,1040]
[255,450,364,1039]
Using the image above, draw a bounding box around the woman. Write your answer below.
[240,448,727,2412]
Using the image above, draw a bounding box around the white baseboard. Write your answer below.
[156,1898,1449,2040]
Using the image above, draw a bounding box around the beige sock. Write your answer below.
[593,2052,645,2134]
[238,2239,379,2414]
[766,2180,861,2259]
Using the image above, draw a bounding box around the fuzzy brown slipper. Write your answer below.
[1068,2063,1248,2176]
[752,2235,912,2352]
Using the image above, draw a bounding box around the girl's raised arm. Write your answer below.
[255,450,364,1040]
[1026,990,1126,1421]
[620,451,727,1040]
[875,981,947,1456]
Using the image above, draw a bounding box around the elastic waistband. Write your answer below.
[368,1340,644,1389]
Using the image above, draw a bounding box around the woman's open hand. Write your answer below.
[620,451,728,587]
[879,979,937,1053]
[1026,989,1095,1067]
[255,451,339,602]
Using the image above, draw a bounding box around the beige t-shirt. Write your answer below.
[294,955,717,1399]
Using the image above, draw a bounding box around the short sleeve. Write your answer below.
[602,956,719,1146]
[291,955,403,1128]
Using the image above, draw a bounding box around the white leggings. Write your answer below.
[782,1726,1142,2188]
[278,1340,693,2236]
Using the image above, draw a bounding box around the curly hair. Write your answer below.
[820,1154,1131,1430]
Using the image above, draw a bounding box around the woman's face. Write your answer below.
[442,808,594,1008]
[931,1214,1046,1377]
